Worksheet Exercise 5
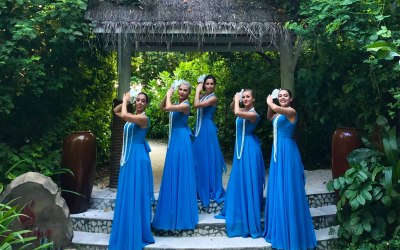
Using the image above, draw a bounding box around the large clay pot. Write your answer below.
[331,127,363,179]
[61,131,96,214]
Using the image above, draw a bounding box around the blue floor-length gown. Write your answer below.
[109,119,155,250]
[263,114,317,249]
[193,103,226,207]
[217,112,265,238]
[152,102,198,230]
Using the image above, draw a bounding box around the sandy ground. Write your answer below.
[147,140,332,194]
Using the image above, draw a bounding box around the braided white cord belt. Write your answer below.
[168,111,173,148]
[195,93,215,137]
[273,114,281,162]
[120,123,132,167]
[235,107,255,160]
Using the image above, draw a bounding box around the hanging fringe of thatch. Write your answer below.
[86,0,291,50]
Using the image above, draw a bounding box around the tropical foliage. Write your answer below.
[135,52,279,159]
[0,0,116,188]
[327,115,400,245]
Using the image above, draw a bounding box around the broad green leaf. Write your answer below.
[361,189,372,201]
[349,198,360,209]
[371,166,384,181]
[350,215,360,226]
[326,180,334,191]
[356,194,366,205]
[369,34,378,42]
[353,223,364,235]
[362,220,371,232]
[340,0,357,6]
[357,171,368,181]
[338,176,346,186]
[388,210,396,224]
[366,41,390,50]
[345,189,357,199]
[345,176,354,184]
[371,228,381,240]
[382,195,391,205]
[333,179,341,190]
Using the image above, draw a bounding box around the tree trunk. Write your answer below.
[278,36,303,96]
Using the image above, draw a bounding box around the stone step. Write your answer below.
[71,226,338,250]
[89,186,335,213]
[71,205,336,235]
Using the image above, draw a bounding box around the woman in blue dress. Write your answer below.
[109,91,155,250]
[193,75,226,207]
[152,81,198,230]
[216,89,265,238]
[264,88,317,249]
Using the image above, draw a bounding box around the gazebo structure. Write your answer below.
[85,0,301,187]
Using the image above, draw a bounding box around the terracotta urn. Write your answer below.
[61,131,96,214]
[331,127,363,179]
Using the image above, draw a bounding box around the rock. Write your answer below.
[0,172,73,249]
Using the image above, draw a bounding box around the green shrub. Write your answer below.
[327,115,400,244]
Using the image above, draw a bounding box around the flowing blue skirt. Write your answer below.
[217,135,265,238]
[263,136,317,249]
[193,118,226,207]
[152,127,198,230]
[109,143,154,250]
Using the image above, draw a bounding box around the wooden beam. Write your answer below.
[131,44,274,52]
[93,27,262,36]
[117,34,132,100]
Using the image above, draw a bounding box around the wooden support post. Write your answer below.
[117,34,132,100]
[110,34,132,188]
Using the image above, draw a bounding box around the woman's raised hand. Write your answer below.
[266,95,273,105]
[167,87,174,96]
[196,83,203,92]
[123,92,131,103]
[234,92,241,102]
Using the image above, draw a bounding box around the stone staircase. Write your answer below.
[70,186,338,249]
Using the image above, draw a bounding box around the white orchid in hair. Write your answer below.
[197,74,207,83]
[129,84,142,102]
[239,89,244,103]
[271,88,280,99]
[171,79,180,90]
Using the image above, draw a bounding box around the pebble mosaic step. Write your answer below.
[72,175,338,250]
[90,186,336,213]
[71,205,336,235]
[72,226,338,250]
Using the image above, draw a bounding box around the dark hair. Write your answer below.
[203,75,217,90]
[243,88,254,98]
[279,88,292,98]
[137,92,150,104]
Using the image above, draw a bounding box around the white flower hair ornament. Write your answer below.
[171,79,191,91]
[197,74,207,83]
[129,89,139,98]
[238,89,244,103]
[271,88,280,99]
[129,85,142,103]
[171,79,181,90]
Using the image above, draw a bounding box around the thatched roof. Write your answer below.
[85,0,291,52]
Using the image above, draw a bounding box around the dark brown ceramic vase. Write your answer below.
[331,127,363,179]
[61,131,96,214]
